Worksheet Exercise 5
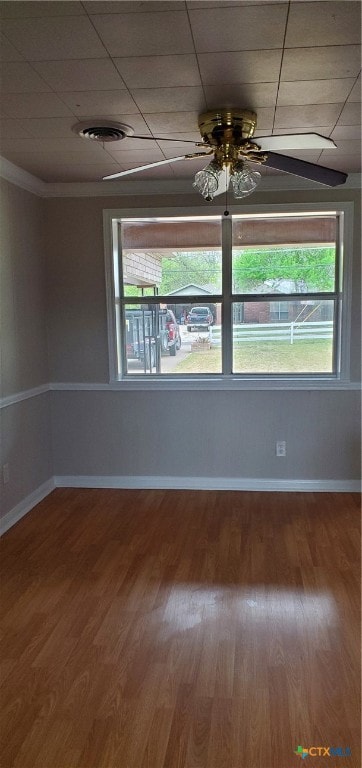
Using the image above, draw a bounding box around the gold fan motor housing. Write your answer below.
[198,109,257,147]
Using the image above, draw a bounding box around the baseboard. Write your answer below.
[1,475,359,535]
[54,475,361,493]
[0,479,55,536]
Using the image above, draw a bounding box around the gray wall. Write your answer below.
[52,389,361,482]
[1,179,360,520]
[45,188,361,484]
[0,179,52,518]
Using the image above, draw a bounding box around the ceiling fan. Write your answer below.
[75,109,347,199]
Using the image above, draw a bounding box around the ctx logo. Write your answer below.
[294,745,352,759]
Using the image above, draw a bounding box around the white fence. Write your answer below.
[209,320,333,346]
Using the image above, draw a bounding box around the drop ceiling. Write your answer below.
[0,0,360,186]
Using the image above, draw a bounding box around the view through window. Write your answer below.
[111,211,343,378]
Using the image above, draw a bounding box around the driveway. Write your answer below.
[127,327,210,374]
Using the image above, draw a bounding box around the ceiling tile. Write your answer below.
[30,163,120,183]
[0,0,359,185]
[277,79,355,106]
[2,149,110,165]
[5,160,119,182]
[331,124,361,140]
[204,82,278,109]
[105,162,175,179]
[21,116,83,138]
[337,101,361,125]
[348,75,361,103]
[92,10,194,57]
[1,139,109,163]
[58,91,139,116]
[321,139,361,156]
[198,50,282,85]
[114,54,201,89]
[0,118,34,138]
[0,2,86,17]
[281,45,361,82]
[107,136,160,153]
[157,142,201,159]
[130,87,207,114]
[187,1,285,7]
[171,156,213,177]
[32,59,126,92]
[1,16,107,60]
[105,148,166,163]
[84,2,186,13]
[272,126,332,136]
[0,32,24,61]
[275,103,343,129]
[0,61,52,93]
[0,92,74,118]
[140,111,200,133]
[318,153,361,173]
[247,107,275,131]
[0,137,44,153]
[155,132,201,143]
[106,137,160,151]
[285,1,361,47]
[189,4,288,52]
[0,137,113,155]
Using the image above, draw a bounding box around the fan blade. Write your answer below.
[264,152,347,187]
[103,154,208,180]
[256,133,336,151]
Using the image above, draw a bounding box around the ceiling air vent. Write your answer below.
[72,120,134,143]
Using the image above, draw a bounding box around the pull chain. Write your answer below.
[224,165,229,216]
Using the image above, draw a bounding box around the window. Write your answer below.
[105,205,351,385]
[270,302,290,321]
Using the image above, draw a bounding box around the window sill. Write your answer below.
[52,378,360,392]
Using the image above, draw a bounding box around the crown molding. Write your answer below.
[39,173,362,198]
[1,155,360,199]
[0,156,46,196]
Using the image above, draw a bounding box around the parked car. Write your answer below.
[187,306,213,332]
[160,309,182,357]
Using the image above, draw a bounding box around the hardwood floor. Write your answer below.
[0,488,360,768]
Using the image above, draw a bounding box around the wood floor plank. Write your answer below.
[0,488,360,767]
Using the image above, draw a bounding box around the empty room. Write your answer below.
[0,1,361,767]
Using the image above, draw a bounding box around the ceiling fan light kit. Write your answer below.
[191,110,265,200]
[231,162,262,199]
[193,159,222,201]
[97,108,347,198]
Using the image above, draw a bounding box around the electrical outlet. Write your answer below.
[276,441,287,457]
[3,463,10,484]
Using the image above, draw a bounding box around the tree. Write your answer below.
[158,251,221,294]
[232,247,335,293]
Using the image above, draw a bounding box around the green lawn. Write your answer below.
[175,339,333,374]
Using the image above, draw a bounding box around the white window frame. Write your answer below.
[103,202,354,391]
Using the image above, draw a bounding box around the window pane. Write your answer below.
[123,303,222,375]
[232,300,335,374]
[232,215,336,294]
[120,217,222,296]
[123,285,157,298]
